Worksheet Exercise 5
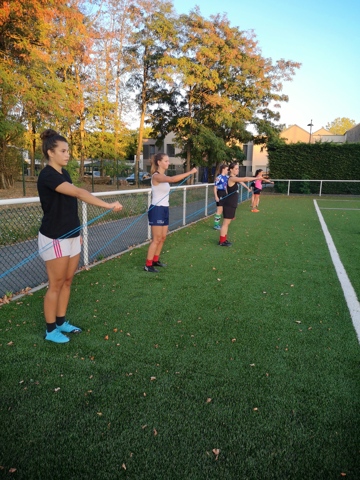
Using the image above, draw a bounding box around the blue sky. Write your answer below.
[172,0,360,133]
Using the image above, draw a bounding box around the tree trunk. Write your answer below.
[135,105,146,187]
[0,143,14,189]
[186,144,192,184]
[135,61,148,187]
[30,122,36,176]
[79,114,85,176]
[75,65,86,176]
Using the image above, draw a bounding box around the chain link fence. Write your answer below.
[3,179,358,299]
[0,184,253,298]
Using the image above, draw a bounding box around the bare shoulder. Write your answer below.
[152,172,167,184]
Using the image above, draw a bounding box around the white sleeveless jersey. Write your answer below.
[151,173,170,206]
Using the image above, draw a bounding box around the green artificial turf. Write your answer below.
[1,195,359,479]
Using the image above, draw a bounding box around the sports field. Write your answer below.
[1,195,359,479]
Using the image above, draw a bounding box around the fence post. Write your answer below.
[287,180,291,196]
[183,188,187,226]
[147,190,152,239]
[319,181,323,197]
[82,201,89,266]
[205,184,208,217]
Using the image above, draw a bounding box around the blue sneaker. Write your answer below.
[56,321,82,333]
[45,329,69,343]
[214,225,221,230]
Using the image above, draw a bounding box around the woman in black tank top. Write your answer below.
[218,162,254,247]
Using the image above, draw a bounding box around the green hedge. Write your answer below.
[268,142,360,194]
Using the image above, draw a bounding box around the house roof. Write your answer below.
[312,128,332,135]
[280,125,309,143]
[281,124,309,134]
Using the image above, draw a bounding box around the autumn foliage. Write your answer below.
[0,0,300,189]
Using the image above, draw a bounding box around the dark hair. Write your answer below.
[228,161,238,172]
[255,169,263,176]
[40,129,68,161]
[150,152,168,174]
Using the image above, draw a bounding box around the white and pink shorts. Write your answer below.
[38,232,81,262]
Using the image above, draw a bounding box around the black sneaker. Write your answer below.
[152,260,167,267]
[218,239,232,247]
[144,265,159,273]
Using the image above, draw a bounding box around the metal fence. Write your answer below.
[0,184,252,298]
[268,179,360,196]
[3,178,358,299]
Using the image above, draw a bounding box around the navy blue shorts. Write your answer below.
[253,188,262,195]
[148,205,169,226]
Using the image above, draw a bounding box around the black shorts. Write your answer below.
[148,205,169,226]
[253,188,262,195]
[216,189,227,207]
[223,204,236,220]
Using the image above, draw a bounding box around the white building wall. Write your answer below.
[243,142,269,174]
[312,134,345,143]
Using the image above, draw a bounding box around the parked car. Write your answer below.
[84,170,100,177]
[83,170,112,184]
[126,172,151,185]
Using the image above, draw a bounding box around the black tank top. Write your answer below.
[225,180,239,208]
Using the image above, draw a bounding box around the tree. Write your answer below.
[148,9,300,171]
[0,0,44,184]
[325,117,357,135]
[124,0,178,186]
[0,112,24,189]
[86,0,133,172]
[0,0,94,184]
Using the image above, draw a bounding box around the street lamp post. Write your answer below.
[307,119,314,143]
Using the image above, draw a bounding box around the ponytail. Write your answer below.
[40,129,67,160]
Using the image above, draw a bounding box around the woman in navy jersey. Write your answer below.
[38,129,123,343]
[144,153,197,272]
[213,164,228,230]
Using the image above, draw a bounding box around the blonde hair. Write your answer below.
[150,153,167,174]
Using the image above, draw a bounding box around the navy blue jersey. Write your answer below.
[214,174,228,190]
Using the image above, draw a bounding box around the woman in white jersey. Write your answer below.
[144,153,197,272]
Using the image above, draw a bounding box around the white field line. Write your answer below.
[320,208,360,210]
[314,199,360,343]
